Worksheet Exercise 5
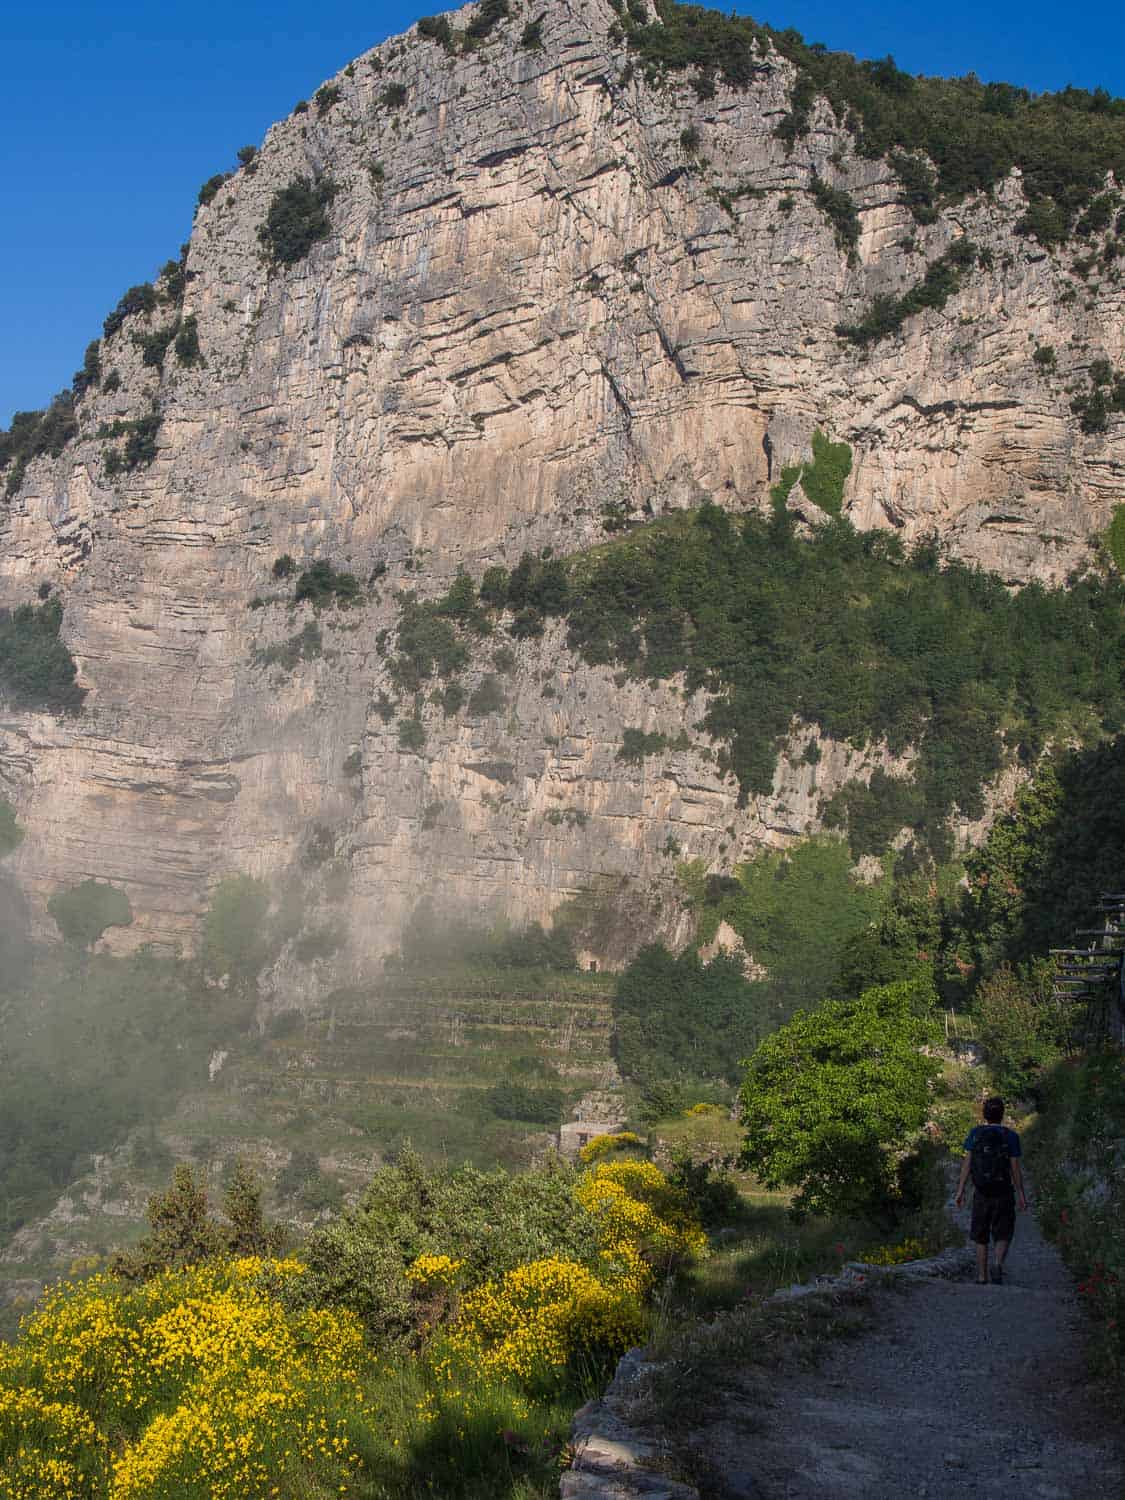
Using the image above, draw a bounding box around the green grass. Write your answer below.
[319,1349,591,1500]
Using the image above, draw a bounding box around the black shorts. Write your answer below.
[971,1188,1016,1245]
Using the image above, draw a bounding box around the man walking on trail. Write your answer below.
[955,1096,1028,1284]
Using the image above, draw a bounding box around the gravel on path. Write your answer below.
[730,1191,1122,1499]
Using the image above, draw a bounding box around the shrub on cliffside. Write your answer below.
[47,879,133,949]
[201,874,272,986]
[258,177,339,266]
[0,798,23,858]
[0,392,79,498]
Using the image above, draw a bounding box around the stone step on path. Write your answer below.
[732,1193,1122,1500]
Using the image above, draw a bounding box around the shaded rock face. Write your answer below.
[0,0,1121,960]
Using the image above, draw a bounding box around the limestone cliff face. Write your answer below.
[0,0,1122,962]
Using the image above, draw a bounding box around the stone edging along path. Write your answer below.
[558,1246,975,1500]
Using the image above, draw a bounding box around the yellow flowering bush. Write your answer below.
[445,1158,704,1386]
[448,1258,644,1382]
[576,1160,707,1293]
[861,1237,932,1266]
[0,1257,370,1500]
[405,1254,464,1290]
[577,1131,644,1164]
[0,1383,108,1498]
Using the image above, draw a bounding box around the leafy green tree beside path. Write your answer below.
[739,980,940,1221]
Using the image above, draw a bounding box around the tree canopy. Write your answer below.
[739,979,939,1219]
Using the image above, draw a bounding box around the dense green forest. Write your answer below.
[564,506,1124,839]
[397,501,1125,862]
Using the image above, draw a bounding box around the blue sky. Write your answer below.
[2,0,1124,427]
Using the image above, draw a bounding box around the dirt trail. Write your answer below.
[735,1192,1122,1499]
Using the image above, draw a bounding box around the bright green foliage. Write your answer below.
[0,798,23,857]
[47,879,132,948]
[831,867,955,999]
[773,429,853,515]
[1108,505,1125,574]
[257,177,339,266]
[673,838,890,1046]
[293,1149,596,1342]
[739,980,940,1219]
[801,430,853,514]
[971,961,1064,1096]
[614,944,768,1085]
[0,594,84,711]
[201,874,271,985]
[563,505,1125,849]
[724,839,887,999]
[293,558,361,608]
[836,239,979,345]
[623,1,1125,240]
[0,392,78,498]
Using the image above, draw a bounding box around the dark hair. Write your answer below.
[983,1096,1005,1123]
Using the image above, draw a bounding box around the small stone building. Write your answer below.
[557,1118,626,1160]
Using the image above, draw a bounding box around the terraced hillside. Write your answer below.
[0,968,617,1311]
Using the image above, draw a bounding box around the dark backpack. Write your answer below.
[970,1125,1011,1194]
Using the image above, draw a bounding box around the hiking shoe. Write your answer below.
[992,1265,1004,1285]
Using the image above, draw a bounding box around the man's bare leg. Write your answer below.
[994,1239,1009,1276]
[976,1242,989,1282]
